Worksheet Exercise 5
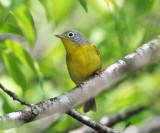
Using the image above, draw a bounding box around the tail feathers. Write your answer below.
[83,98,97,113]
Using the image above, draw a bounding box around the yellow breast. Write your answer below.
[61,37,101,84]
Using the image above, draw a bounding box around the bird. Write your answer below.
[55,30,101,113]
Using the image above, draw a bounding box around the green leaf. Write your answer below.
[39,0,74,23]
[104,0,110,11]
[0,23,23,35]
[104,0,117,12]
[3,53,27,90]
[0,3,8,25]
[5,40,35,71]
[79,0,88,12]
[4,40,43,88]
[10,4,36,46]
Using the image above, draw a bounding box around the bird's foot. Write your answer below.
[95,70,102,75]
[77,82,85,88]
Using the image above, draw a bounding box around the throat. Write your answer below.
[63,41,80,54]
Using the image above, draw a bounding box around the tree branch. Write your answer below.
[0,84,121,133]
[67,109,121,133]
[70,106,147,133]
[0,36,160,130]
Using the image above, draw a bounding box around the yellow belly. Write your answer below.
[66,44,101,84]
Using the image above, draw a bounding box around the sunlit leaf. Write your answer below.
[104,0,110,9]
[104,0,118,12]
[1,95,14,113]
[10,4,36,46]
[9,0,27,10]
[0,23,23,35]
[79,0,88,12]
[3,52,27,90]
[39,0,74,23]
[5,40,34,70]
[0,3,8,25]
[4,40,43,88]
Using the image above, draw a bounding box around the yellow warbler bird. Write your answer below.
[55,30,101,113]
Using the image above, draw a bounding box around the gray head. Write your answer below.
[55,30,90,46]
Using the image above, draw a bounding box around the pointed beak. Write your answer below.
[55,34,64,38]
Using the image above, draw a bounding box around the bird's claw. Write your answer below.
[95,70,102,75]
[77,82,85,88]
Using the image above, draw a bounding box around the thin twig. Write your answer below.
[70,106,147,133]
[0,83,31,106]
[67,109,122,133]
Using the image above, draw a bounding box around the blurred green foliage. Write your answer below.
[0,0,160,132]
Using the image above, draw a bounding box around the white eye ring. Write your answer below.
[68,32,74,38]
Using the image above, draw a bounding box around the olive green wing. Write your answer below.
[92,44,101,58]
[91,43,102,70]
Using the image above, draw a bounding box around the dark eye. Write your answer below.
[68,32,74,38]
